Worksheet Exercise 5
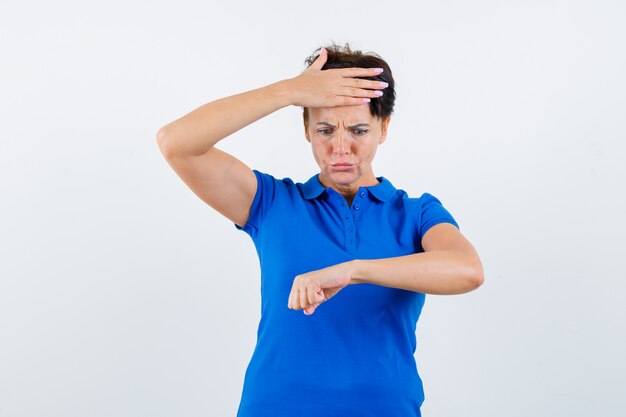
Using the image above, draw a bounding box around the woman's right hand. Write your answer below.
[284,47,388,108]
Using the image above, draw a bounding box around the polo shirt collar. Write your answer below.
[302,173,396,202]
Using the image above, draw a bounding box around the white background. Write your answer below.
[1,1,625,416]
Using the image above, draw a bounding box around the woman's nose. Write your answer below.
[332,133,350,154]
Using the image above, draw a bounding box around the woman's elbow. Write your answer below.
[456,260,484,294]
[467,267,484,291]
[156,125,172,150]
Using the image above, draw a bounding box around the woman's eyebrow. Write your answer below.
[316,122,370,128]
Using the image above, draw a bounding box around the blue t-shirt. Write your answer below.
[234,169,459,417]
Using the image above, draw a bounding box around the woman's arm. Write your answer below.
[155,80,294,228]
[350,251,483,295]
[156,47,385,157]
[156,80,291,157]
[289,223,484,315]
[351,223,484,295]
[156,48,386,227]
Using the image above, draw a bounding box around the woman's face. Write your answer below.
[304,104,390,190]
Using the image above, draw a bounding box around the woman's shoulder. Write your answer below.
[251,168,297,186]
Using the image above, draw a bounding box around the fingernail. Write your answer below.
[374,68,384,73]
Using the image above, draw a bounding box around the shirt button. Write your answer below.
[345,215,350,219]
[359,191,365,197]
[347,227,353,232]
[348,239,353,244]
[353,204,360,210]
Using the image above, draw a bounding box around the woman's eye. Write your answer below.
[317,129,368,136]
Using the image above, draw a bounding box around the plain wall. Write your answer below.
[1,0,624,416]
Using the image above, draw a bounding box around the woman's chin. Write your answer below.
[328,170,357,183]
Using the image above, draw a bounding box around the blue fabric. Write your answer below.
[234,169,459,417]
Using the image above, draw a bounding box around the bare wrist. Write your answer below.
[349,259,363,285]
[267,78,295,108]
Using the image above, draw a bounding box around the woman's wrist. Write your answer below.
[266,78,295,109]
[348,259,363,285]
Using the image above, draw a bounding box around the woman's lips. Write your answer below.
[331,163,354,170]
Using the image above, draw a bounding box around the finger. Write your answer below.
[344,78,388,90]
[332,96,372,107]
[287,288,294,309]
[330,88,379,106]
[299,287,308,310]
[339,66,384,78]
[312,287,325,304]
[303,303,318,315]
[337,86,385,99]
[308,47,327,71]
[307,284,320,306]
[289,285,300,310]
[294,288,303,310]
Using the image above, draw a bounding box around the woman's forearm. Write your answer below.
[156,79,293,157]
[349,251,484,295]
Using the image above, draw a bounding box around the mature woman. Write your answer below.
[157,43,484,417]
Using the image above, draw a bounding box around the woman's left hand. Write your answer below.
[287,261,355,315]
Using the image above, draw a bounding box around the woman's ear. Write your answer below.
[379,116,391,144]
[303,111,311,143]
[304,122,311,143]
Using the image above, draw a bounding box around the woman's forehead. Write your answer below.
[309,105,375,125]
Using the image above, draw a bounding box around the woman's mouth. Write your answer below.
[331,163,354,170]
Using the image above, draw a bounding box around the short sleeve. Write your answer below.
[419,192,460,242]
[233,169,278,239]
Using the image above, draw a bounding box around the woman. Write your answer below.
[157,43,484,417]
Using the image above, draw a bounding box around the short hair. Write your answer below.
[302,42,396,127]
